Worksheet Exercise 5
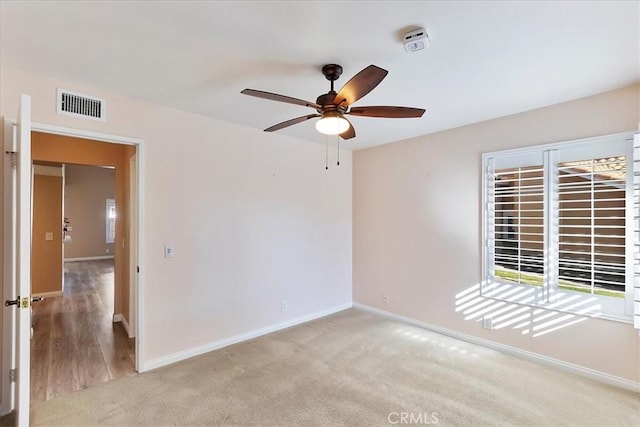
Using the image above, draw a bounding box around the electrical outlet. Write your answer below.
[483,316,493,330]
[281,300,288,312]
[382,293,390,304]
[164,245,175,258]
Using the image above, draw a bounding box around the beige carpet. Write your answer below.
[29,309,639,426]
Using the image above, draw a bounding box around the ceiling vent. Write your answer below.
[57,89,106,121]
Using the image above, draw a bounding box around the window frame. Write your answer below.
[481,132,636,323]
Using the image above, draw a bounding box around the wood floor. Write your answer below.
[30,259,135,404]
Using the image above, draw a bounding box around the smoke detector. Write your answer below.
[403,27,429,53]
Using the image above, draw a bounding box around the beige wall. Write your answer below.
[31,173,63,295]
[64,164,115,259]
[353,83,640,383]
[0,63,353,406]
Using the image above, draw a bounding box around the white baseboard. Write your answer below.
[142,303,352,372]
[113,313,133,338]
[65,255,114,262]
[353,303,639,393]
[32,290,63,298]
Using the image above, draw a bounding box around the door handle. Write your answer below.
[4,296,43,307]
[5,297,19,307]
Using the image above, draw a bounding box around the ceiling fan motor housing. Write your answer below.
[316,92,346,114]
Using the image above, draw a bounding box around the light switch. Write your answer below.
[164,245,175,258]
[45,232,54,241]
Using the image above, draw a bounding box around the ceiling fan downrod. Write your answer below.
[321,64,343,93]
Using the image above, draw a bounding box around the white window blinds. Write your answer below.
[557,156,626,297]
[493,164,545,288]
[106,198,115,244]
[483,132,638,325]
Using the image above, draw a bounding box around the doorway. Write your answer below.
[2,100,145,425]
[30,162,135,403]
[25,131,139,403]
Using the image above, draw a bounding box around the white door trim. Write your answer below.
[30,122,142,146]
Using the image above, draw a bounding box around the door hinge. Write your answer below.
[5,151,17,169]
[9,369,16,383]
[136,266,140,273]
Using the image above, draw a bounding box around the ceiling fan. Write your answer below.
[241,64,426,140]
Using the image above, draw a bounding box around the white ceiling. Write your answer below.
[1,1,638,150]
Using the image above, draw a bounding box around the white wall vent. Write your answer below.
[56,89,106,121]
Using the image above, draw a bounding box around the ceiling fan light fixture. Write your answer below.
[315,115,350,135]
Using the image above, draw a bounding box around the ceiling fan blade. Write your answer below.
[348,106,426,118]
[264,114,320,132]
[339,118,356,140]
[333,65,388,107]
[241,89,321,111]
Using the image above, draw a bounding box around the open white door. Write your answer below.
[2,94,32,426]
[2,118,17,416]
[16,94,32,426]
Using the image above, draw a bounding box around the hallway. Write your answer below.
[30,260,135,404]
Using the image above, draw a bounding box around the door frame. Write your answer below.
[30,121,146,373]
[1,119,146,416]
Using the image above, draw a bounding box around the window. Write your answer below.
[482,132,639,324]
[106,198,115,244]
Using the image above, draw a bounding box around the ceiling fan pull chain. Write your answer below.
[336,135,340,166]
[325,134,329,170]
